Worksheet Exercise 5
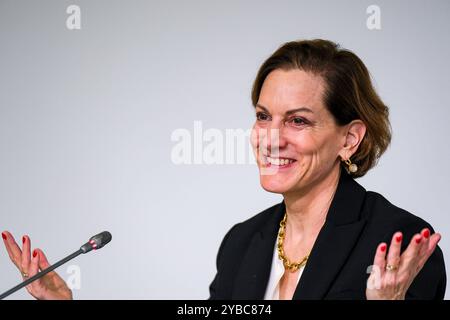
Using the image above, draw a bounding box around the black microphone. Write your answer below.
[0,231,112,300]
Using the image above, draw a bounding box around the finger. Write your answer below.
[384,232,403,285]
[35,249,59,280]
[417,232,441,267]
[418,228,430,256]
[424,231,440,254]
[27,249,41,293]
[368,242,387,290]
[399,233,423,273]
[386,232,403,267]
[21,235,31,275]
[2,231,23,268]
[36,248,51,270]
[372,242,387,274]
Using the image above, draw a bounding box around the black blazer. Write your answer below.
[209,170,446,299]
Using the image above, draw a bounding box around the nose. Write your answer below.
[262,122,288,155]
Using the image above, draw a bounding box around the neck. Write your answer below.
[283,165,341,239]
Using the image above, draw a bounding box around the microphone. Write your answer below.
[80,231,112,253]
[0,231,112,300]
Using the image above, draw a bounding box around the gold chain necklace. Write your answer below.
[277,212,309,273]
[277,181,338,273]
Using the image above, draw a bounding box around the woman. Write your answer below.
[1,39,446,300]
[208,39,446,300]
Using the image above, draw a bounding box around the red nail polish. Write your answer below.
[33,250,37,258]
[22,236,26,244]
[415,236,422,244]
[423,229,430,239]
[1,233,6,240]
[380,244,387,252]
[395,234,402,242]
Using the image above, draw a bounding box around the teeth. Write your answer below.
[266,157,294,166]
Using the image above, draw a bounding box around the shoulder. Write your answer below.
[209,203,282,299]
[228,202,281,236]
[364,190,436,233]
[216,202,281,261]
[213,202,283,275]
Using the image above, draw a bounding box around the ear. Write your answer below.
[338,120,366,160]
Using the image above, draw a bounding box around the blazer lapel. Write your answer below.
[231,202,285,299]
[232,169,368,300]
[293,170,368,299]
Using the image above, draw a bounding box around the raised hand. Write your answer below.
[366,228,441,300]
[1,231,72,300]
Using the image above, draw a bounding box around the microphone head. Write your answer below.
[80,231,112,253]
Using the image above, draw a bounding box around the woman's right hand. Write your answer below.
[1,231,72,300]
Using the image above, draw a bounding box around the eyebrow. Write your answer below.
[255,103,314,115]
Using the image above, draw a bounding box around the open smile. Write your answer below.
[260,155,297,169]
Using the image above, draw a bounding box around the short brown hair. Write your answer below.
[251,39,391,178]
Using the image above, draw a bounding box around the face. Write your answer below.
[251,69,347,195]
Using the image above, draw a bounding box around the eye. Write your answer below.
[256,112,270,121]
[288,117,309,126]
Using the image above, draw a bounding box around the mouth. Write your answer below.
[260,155,297,169]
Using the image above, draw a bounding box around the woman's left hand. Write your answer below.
[366,228,441,300]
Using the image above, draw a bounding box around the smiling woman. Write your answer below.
[208,39,446,300]
[0,38,446,302]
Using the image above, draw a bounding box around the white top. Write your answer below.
[263,240,305,300]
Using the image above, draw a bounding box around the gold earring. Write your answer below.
[344,159,358,173]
